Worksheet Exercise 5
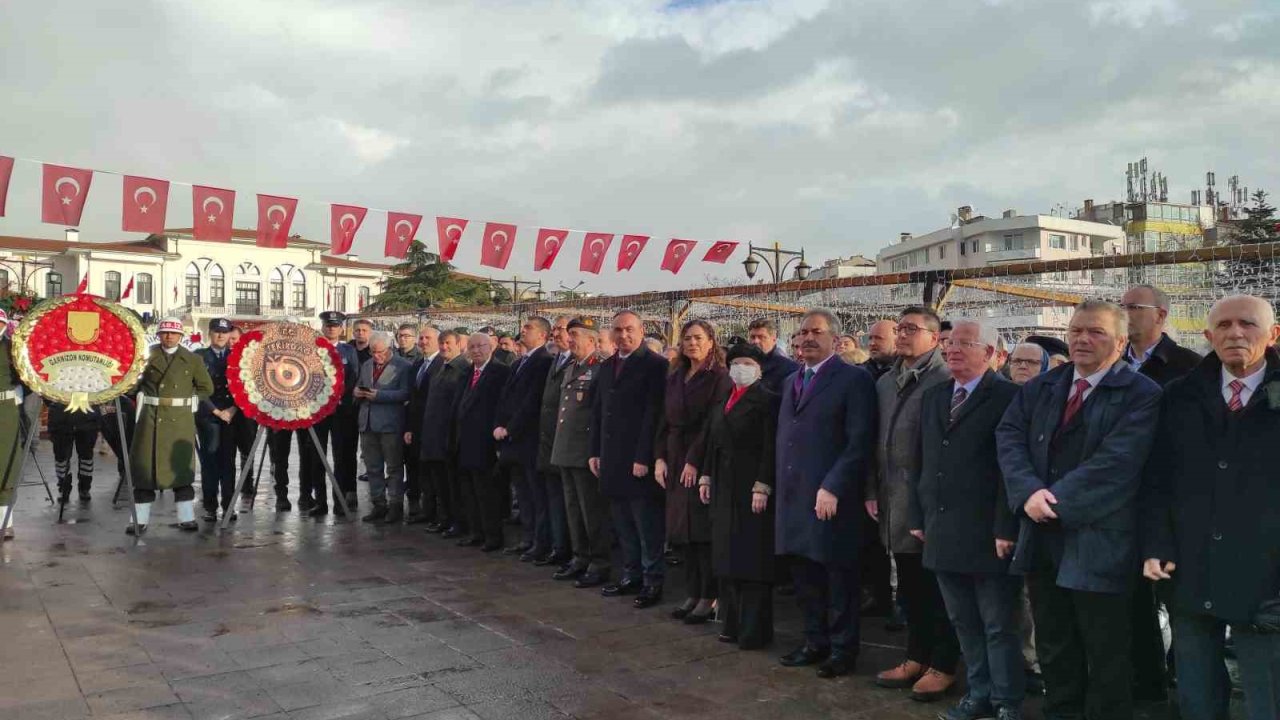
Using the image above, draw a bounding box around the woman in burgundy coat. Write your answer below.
[655,319,731,624]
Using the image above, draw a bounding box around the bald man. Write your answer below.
[861,320,896,380]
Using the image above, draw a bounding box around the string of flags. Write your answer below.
[0,155,742,275]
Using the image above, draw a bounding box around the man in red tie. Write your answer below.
[996,300,1162,720]
[453,333,512,551]
[1141,295,1280,720]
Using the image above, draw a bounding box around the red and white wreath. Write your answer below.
[227,321,344,430]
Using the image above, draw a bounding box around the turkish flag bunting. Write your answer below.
[193,186,235,241]
[121,275,135,300]
[256,194,298,248]
[75,273,89,294]
[480,222,517,269]
[41,164,94,226]
[330,204,367,255]
[616,235,650,271]
[534,228,568,271]
[435,216,468,262]
[385,212,422,259]
[703,240,739,263]
[660,239,698,274]
[122,175,170,234]
[579,233,614,274]
[0,156,13,217]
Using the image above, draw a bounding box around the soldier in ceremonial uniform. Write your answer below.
[0,310,25,540]
[195,319,239,522]
[48,400,101,505]
[321,311,361,514]
[128,317,215,535]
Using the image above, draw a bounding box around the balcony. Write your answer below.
[983,247,1042,264]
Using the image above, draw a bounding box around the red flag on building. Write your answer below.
[660,239,697,274]
[480,222,517,269]
[533,228,568,271]
[75,272,89,294]
[435,216,467,262]
[702,240,739,264]
[385,212,422,259]
[193,186,235,241]
[121,275,135,300]
[616,234,649,271]
[256,194,298,248]
[122,175,170,234]
[41,164,94,226]
[579,233,614,274]
[330,204,367,255]
[0,156,13,217]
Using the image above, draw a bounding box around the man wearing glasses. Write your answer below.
[1119,284,1201,704]
[395,323,423,362]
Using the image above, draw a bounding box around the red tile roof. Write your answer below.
[0,235,169,255]
[163,228,327,246]
[319,255,391,270]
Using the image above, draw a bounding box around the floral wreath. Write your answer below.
[227,322,344,430]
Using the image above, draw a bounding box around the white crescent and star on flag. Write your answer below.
[202,195,224,223]
[266,203,289,230]
[55,176,81,205]
[133,186,156,213]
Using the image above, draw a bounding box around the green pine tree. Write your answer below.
[1237,190,1278,242]
[366,241,505,311]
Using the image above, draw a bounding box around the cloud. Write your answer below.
[331,120,409,165]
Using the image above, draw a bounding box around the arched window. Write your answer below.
[208,264,225,306]
[358,286,370,310]
[290,269,306,309]
[45,271,63,298]
[104,271,122,301]
[136,273,153,304]
[236,262,259,276]
[185,263,201,305]
[269,268,285,309]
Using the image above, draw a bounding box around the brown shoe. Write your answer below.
[909,668,955,702]
[874,660,924,689]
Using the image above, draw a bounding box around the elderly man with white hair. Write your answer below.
[909,318,1025,720]
[1142,294,1280,720]
[354,332,413,523]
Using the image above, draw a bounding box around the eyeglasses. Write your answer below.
[894,324,934,336]
[1009,358,1042,368]
[1119,303,1160,311]
[942,339,986,350]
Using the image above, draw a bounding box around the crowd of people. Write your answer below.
[0,283,1276,720]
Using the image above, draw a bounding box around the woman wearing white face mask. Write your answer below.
[699,341,781,650]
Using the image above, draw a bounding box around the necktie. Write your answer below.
[1227,379,1246,412]
[514,355,526,374]
[950,387,968,421]
[1060,378,1091,428]
[469,366,482,389]
[614,355,625,379]
[417,361,429,385]
[802,368,816,391]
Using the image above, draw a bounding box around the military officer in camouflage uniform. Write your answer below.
[128,317,214,535]
[0,310,25,540]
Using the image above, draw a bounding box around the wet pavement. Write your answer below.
[0,442,1216,719]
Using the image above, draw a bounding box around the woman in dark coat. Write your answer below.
[699,342,779,649]
[655,319,730,624]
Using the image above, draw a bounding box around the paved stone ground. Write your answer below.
[0,442,1219,720]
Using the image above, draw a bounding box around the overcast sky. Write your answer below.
[1,0,1276,294]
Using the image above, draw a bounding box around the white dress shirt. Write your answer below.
[1221,364,1266,406]
[1070,364,1113,403]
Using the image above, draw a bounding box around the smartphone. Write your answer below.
[356,385,370,392]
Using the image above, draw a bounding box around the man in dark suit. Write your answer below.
[494,317,555,560]
[355,333,413,523]
[455,333,512,551]
[1119,283,1202,701]
[195,318,239,523]
[997,300,1162,720]
[536,316,574,571]
[747,317,799,394]
[1142,295,1280,720]
[404,325,444,524]
[589,310,669,609]
[909,318,1024,720]
[776,309,878,679]
[416,331,468,536]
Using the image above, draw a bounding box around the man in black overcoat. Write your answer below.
[494,317,555,560]
[417,331,468,536]
[454,333,512,551]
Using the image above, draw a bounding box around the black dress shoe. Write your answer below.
[574,571,609,589]
[519,551,539,563]
[633,586,663,609]
[78,488,92,502]
[534,552,569,567]
[125,523,148,536]
[717,633,738,644]
[441,526,464,539]
[817,652,855,679]
[298,497,314,513]
[671,602,695,620]
[683,610,713,625]
[202,508,218,522]
[424,522,445,533]
[457,536,484,547]
[503,542,533,556]
[362,507,388,523]
[308,504,328,518]
[779,644,830,667]
[601,579,642,597]
[177,521,199,532]
[553,565,586,581]
[276,498,292,512]
[481,543,503,552]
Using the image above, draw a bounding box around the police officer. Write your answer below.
[321,311,361,515]
[128,317,215,535]
[195,319,239,522]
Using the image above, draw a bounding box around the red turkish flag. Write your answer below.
[75,273,89,294]
[121,175,170,234]
[579,233,614,274]
[193,186,235,241]
[256,194,298,248]
[435,216,468,262]
[385,212,422,259]
[330,204,367,255]
[616,234,649,271]
[121,275,135,300]
[480,222,517,269]
[0,156,13,217]
[660,239,697,274]
[41,164,94,226]
[702,240,739,264]
[534,228,568,271]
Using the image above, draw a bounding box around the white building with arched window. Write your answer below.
[0,227,392,332]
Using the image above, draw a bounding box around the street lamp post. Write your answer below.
[558,281,589,300]
[0,253,55,296]
[742,241,811,283]
[488,276,544,324]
